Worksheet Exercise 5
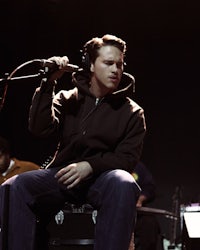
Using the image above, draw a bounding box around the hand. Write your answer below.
[55,161,93,189]
[47,56,69,82]
[136,194,147,208]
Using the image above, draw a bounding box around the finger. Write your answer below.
[48,56,69,69]
[60,173,79,187]
[57,170,75,183]
[56,56,69,69]
[55,167,70,178]
[66,177,81,189]
[62,56,69,64]
[57,167,78,183]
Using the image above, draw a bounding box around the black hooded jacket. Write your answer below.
[29,71,146,176]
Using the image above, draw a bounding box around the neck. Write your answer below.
[89,82,111,98]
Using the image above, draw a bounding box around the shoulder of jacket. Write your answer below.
[54,87,78,103]
[13,158,40,169]
[127,97,144,113]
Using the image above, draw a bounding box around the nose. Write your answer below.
[111,63,118,72]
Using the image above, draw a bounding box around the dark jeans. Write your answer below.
[0,167,140,250]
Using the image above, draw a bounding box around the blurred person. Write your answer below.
[0,136,40,184]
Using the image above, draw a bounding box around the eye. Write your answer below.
[104,60,113,65]
[104,60,123,68]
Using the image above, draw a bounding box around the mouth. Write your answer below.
[109,75,119,83]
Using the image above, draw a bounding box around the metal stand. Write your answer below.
[0,59,49,111]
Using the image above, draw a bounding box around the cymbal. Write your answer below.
[137,206,177,219]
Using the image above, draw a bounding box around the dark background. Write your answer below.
[0,0,199,241]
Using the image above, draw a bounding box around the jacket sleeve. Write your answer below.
[86,108,146,176]
[28,79,61,137]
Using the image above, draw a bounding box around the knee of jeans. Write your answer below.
[6,173,30,194]
[111,169,136,183]
[109,170,141,194]
[1,174,19,186]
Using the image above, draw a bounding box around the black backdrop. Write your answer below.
[0,0,199,240]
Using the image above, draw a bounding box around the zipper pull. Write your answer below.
[95,98,99,106]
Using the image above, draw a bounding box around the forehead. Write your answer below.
[97,45,124,60]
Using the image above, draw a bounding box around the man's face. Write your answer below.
[90,45,124,96]
[0,152,10,173]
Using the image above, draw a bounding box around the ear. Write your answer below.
[90,63,94,72]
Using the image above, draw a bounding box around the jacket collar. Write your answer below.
[72,70,135,99]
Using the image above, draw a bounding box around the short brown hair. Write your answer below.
[82,34,126,67]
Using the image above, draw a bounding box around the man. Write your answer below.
[0,136,40,184]
[0,34,146,250]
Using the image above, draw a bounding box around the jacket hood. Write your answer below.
[72,69,135,99]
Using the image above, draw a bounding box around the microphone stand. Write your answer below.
[0,59,49,112]
[0,72,45,112]
[0,73,44,84]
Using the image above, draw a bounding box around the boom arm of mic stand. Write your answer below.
[0,59,49,111]
[0,72,45,85]
[0,71,46,112]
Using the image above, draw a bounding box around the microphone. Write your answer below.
[39,59,79,73]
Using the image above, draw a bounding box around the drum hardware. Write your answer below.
[54,203,177,227]
[49,238,94,246]
[55,210,65,225]
[54,203,97,226]
[137,207,177,220]
[64,202,94,214]
[48,203,95,249]
[167,186,182,250]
